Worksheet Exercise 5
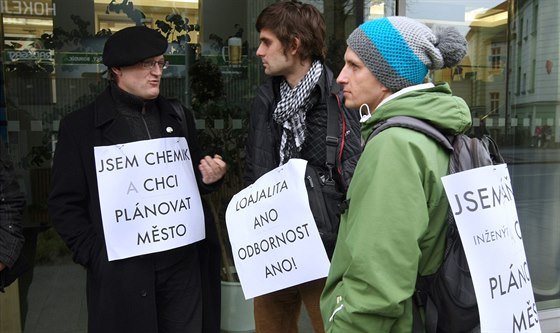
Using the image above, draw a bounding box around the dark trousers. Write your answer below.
[155,251,203,333]
[86,246,203,333]
[199,198,222,333]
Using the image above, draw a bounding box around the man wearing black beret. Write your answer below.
[48,25,226,333]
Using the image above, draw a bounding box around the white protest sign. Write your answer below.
[225,158,330,299]
[94,137,205,261]
[441,164,541,332]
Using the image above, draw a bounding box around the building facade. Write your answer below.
[0,0,558,332]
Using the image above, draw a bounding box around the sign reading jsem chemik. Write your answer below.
[226,159,330,299]
[94,137,204,261]
[441,164,541,332]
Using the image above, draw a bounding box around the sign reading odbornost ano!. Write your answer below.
[226,159,330,299]
[94,137,205,261]
[441,164,541,332]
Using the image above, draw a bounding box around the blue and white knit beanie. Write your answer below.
[347,16,467,92]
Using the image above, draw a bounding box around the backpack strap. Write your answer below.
[414,274,439,333]
[367,116,453,152]
[412,295,438,333]
[481,134,505,165]
[324,80,343,184]
[325,94,340,182]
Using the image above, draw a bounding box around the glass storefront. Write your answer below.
[408,2,560,331]
[0,0,557,332]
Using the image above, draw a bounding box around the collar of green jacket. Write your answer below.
[360,82,472,143]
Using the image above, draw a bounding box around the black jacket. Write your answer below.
[245,65,361,189]
[0,139,25,291]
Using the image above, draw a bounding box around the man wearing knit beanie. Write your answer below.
[320,17,472,332]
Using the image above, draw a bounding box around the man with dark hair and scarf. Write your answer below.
[48,26,226,333]
[244,1,361,332]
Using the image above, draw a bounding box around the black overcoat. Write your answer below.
[48,86,218,333]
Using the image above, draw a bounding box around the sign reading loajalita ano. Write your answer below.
[226,159,330,299]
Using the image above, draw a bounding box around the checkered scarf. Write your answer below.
[273,60,323,165]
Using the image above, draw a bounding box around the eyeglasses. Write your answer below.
[139,60,169,70]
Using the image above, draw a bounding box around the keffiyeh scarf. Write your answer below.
[273,60,323,165]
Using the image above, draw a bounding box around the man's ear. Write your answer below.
[381,85,391,93]
[289,37,300,56]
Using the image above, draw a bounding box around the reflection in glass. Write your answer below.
[414,0,559,313]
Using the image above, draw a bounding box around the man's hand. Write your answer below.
[0,262,6,272]
[199,154,227,184]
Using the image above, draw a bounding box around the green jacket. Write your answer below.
[320,83,472,332]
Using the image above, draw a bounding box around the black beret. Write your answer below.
[102,26,168,68]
